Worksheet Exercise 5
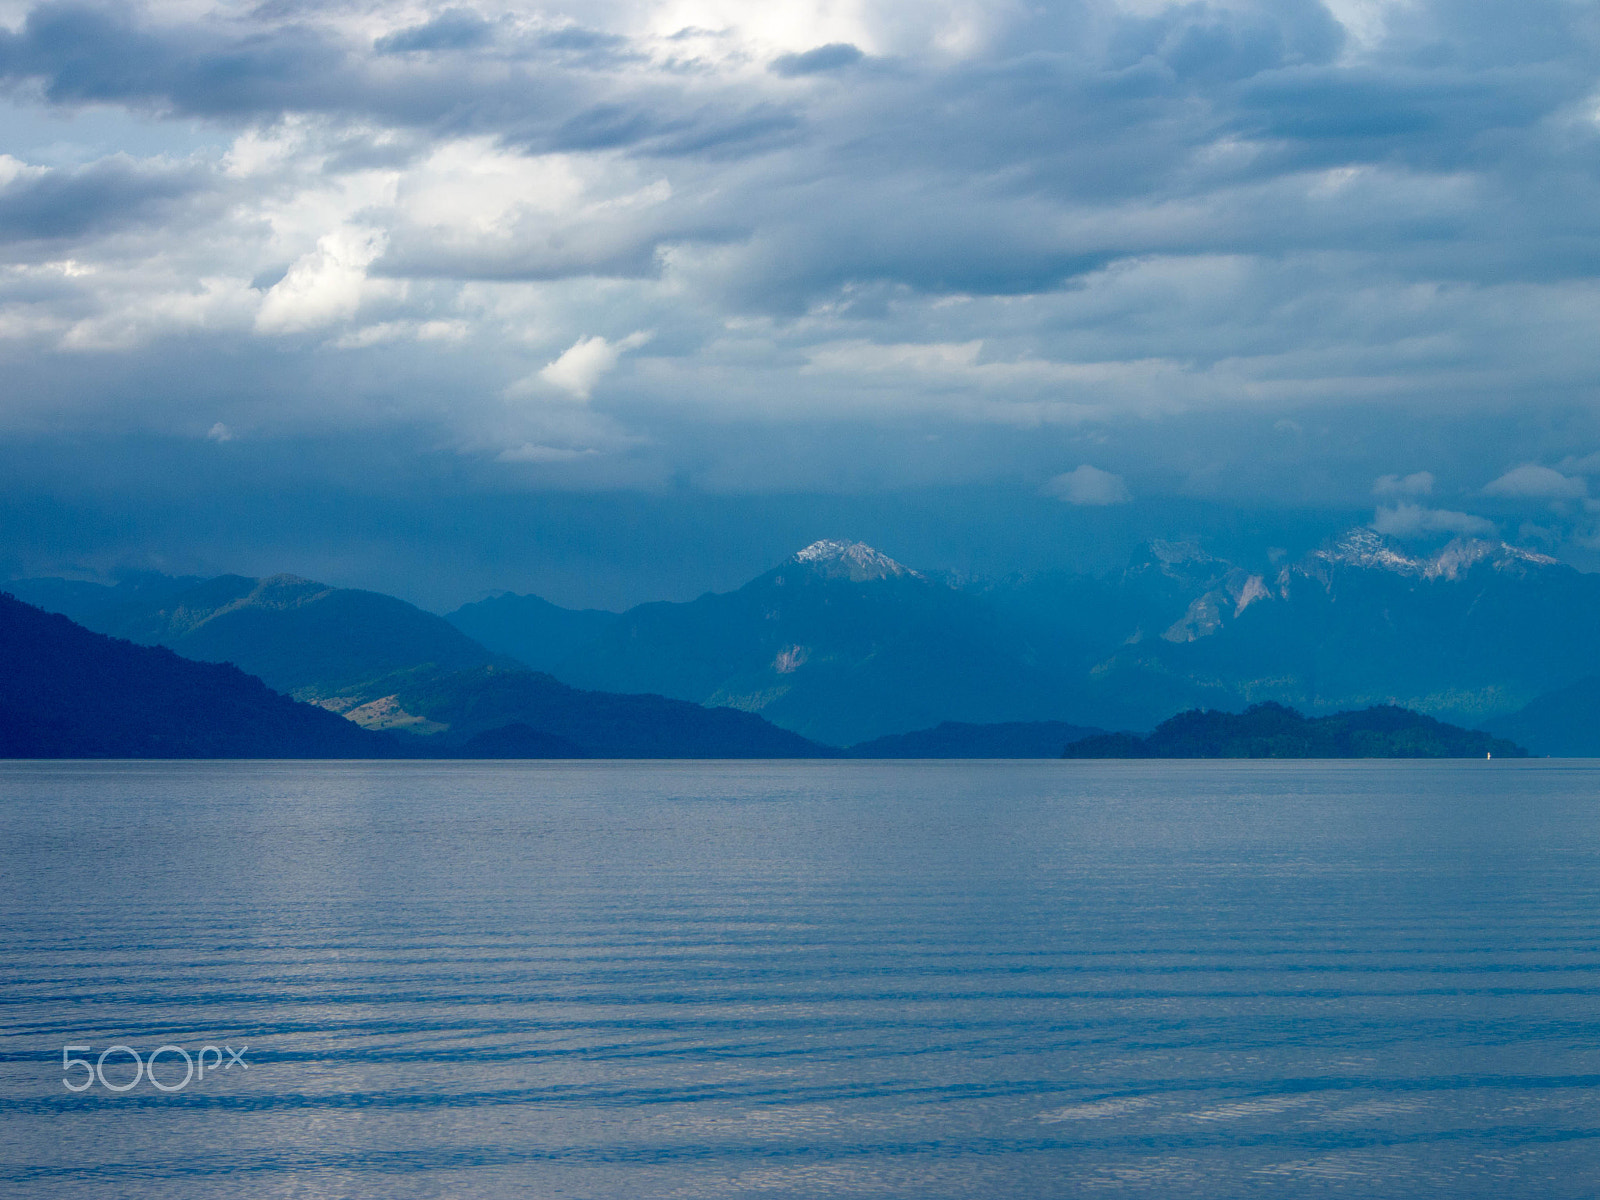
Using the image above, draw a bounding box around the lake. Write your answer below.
[2,760,1599,1197]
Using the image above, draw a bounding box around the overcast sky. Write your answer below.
[3,0,1600,607]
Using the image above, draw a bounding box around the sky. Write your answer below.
[2,0,1600,609]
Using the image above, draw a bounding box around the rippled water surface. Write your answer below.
[3,760,1600,1198]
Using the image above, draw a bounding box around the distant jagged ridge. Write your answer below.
[15,524,1599,755]
[1037,527,1600,732]
[1063,702,1526,759]
[793,539,921,582]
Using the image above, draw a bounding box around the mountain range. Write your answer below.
[1065,532,1600,732]
[10,526,1600,755]
[2,578,827,758]
[438,534,1600,750]
[0,584,1105,759]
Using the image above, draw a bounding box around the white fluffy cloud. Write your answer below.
[1371,503,1496,538]
[1482,464,1587,500]
[255,228,389,334]
[535,331,653,400]
[1373,471,1434,497]
[1043,465,1131,506]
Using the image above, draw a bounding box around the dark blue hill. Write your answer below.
[6,577,835,759]
[10,572,512,699]
[0,592,392,758]
[1063,702,1526,758]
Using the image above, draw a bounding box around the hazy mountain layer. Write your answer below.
[994,531,1600,732]
[394,531,1600,746]
[848,721,1104,758]
[14,524,1600,754]
[0,593,391,758]
[1481,677,1600,756]
[11,573,511,699]
[7,572,207,627]
[550,540,1069,746]
[446,593,617,674]
[7,572,836,756]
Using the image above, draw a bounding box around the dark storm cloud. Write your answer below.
[5,0,1600,588]
[641,103,803,158]
[548,103,661,152]
[0,1,1593,294]
[770,43,864,77]
[0,0,1591,306]
[0,6,670,132]
[0,3,346,115]
[0,155,204,244]
[1111,0,1345,80]
[374,9,494,55]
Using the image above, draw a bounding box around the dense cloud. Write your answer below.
[2,0,1600,595]
[1045,465,1131,506]
[0,153,205,245]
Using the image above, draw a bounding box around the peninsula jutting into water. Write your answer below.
[1063,702,1526,759]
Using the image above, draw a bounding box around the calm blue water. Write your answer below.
[2,760,1600,1198]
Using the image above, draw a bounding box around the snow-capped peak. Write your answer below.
[1316,528,1421,574]
[1313,528,1559,580]
[1147,538,1217,568]
[793,540,918,582]
[1423,539,1558,580]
